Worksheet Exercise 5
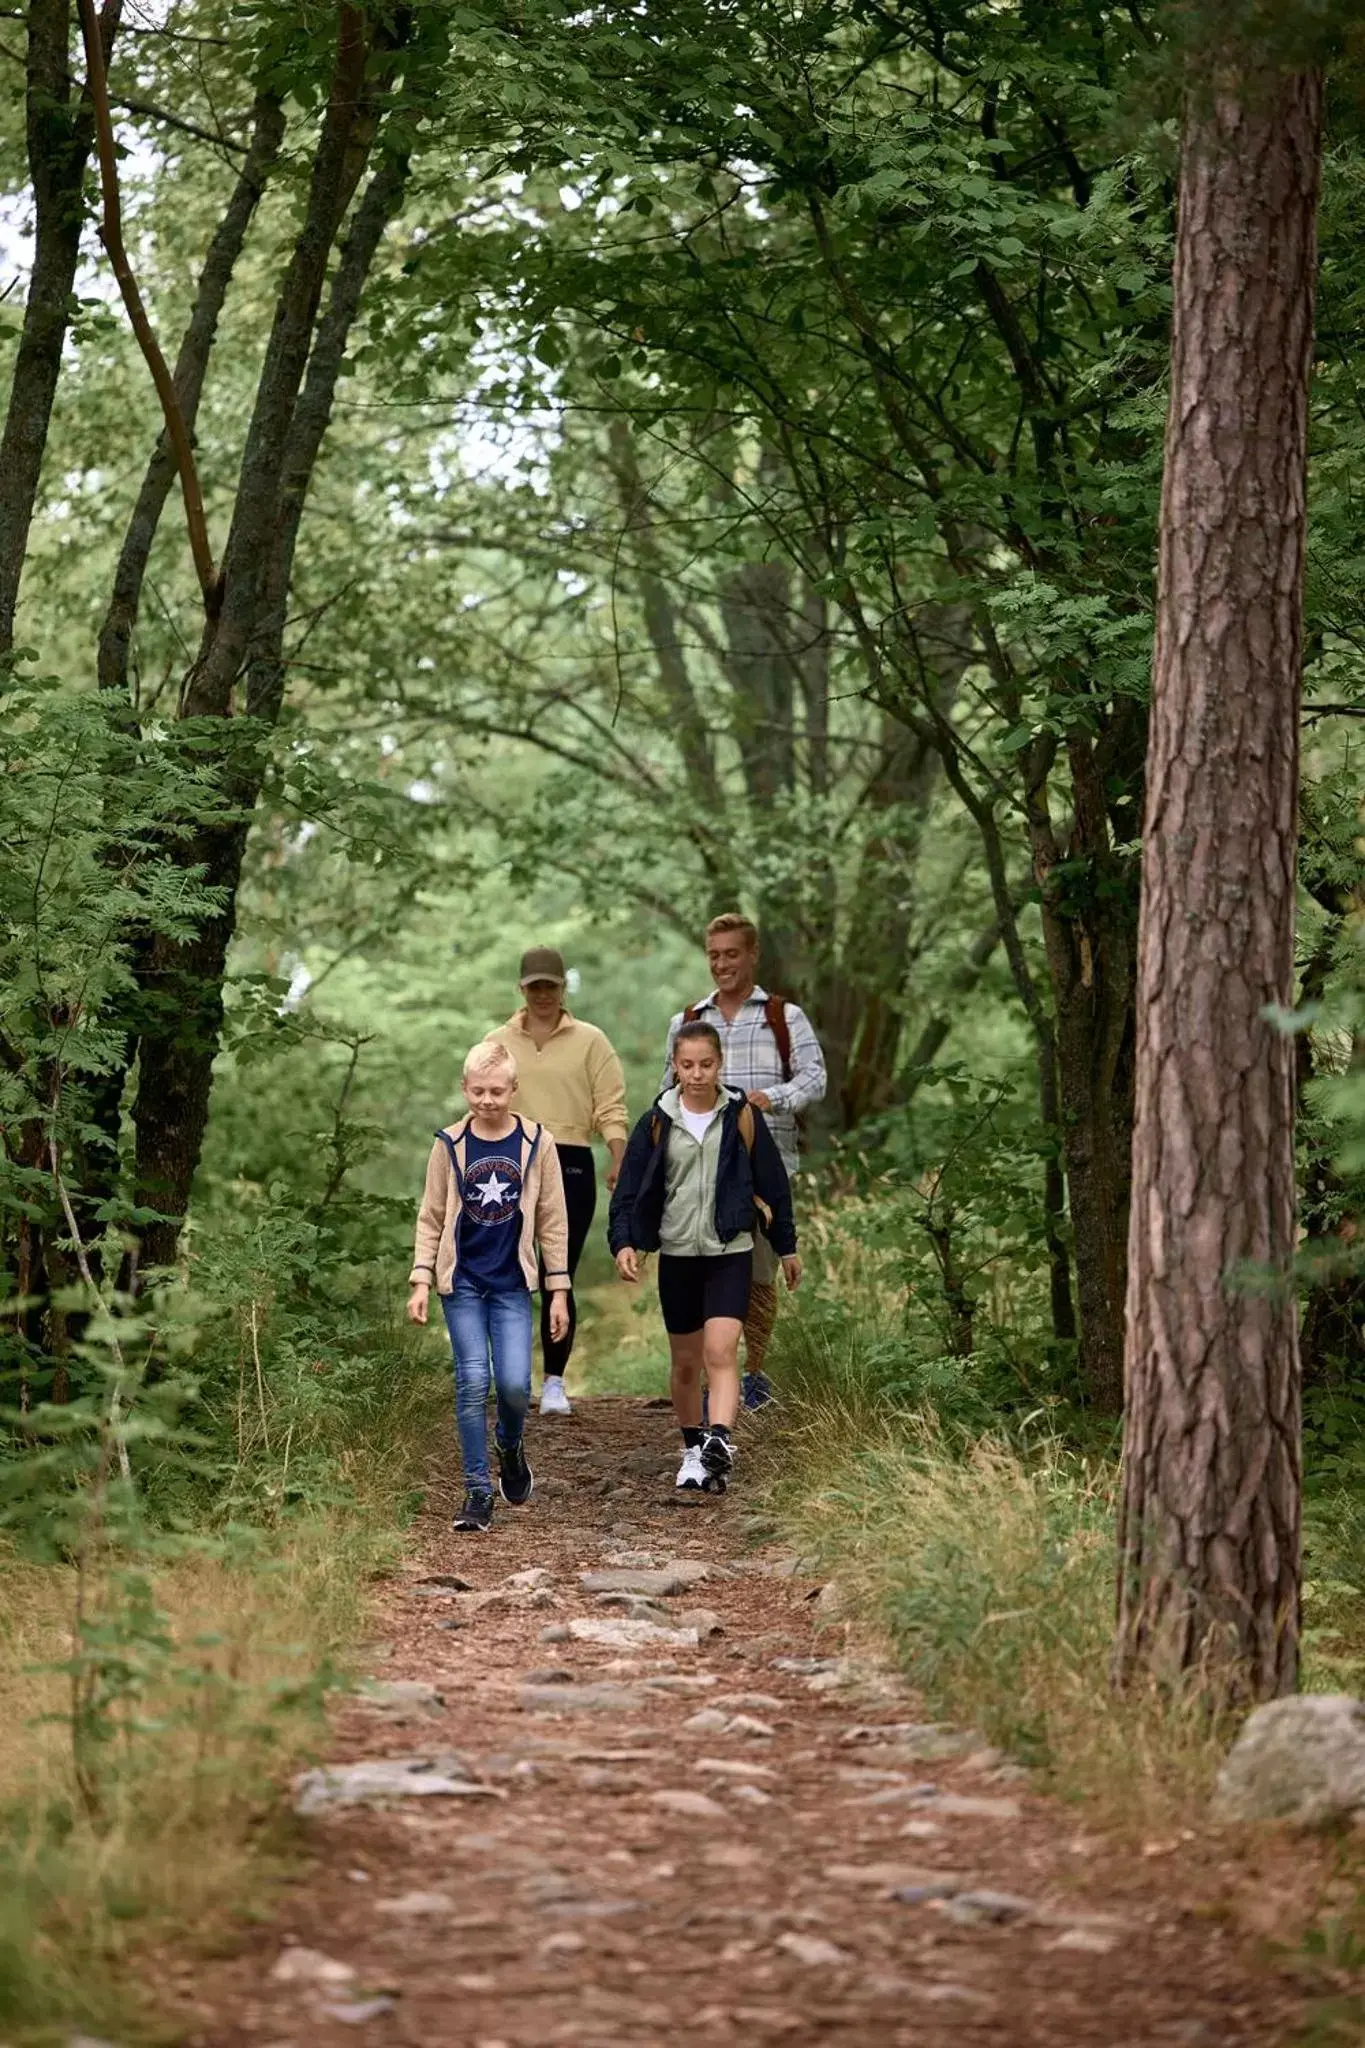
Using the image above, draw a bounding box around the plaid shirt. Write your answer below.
[662,986,826,1172]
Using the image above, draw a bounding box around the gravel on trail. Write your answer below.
[176,1396,1313,2047]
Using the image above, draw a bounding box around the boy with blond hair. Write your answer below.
[409,1040,571,1531]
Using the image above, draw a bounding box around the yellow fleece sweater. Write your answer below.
[485,1009,629,1147]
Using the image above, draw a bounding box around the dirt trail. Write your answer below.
[185,1398,1308,2047]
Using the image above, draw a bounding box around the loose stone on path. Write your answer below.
[293,1757,503,1813]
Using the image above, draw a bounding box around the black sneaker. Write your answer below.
[496,1436,534,1506]
[701,1428,735,1492]
[453,1487,494,1531]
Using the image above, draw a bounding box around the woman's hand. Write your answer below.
[407,1282,430,1325]
[781,1254,803,1292]
[615,1247,640,1284]
[548,1289,571,1342]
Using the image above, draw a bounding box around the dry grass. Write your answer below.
[761,1384,1234,1839]
[0,1329,449,2044]
[0,1514,394,2041]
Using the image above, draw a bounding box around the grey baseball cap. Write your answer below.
[519,945,566,986]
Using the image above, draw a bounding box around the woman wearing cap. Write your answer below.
[485,948,629,1415]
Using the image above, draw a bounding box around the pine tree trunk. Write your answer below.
[1115,65,1322,1701]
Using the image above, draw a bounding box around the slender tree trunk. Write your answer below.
[179,1,385,723]
[97,90,286,700]
[0,0,118,654]
[1025,727,1135,1406]
[720,551,801,983]
[130,148,409,1269]
[822,603,969,1130]
[605,420,741,910]
[835,715,942,1128]
[73,93,289,1282]
[1115,64,1321,1701]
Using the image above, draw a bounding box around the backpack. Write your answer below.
[683,992,793,1080]
[648,1099,772,1233]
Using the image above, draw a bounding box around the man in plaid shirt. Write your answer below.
[663,912,827,1406]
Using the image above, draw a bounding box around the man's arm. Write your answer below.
[761,1003,827,1114]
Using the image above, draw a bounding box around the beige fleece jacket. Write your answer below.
[485,1009,629,1146]
[409,1116,570,1296]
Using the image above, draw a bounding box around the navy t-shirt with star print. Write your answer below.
[455,1125,526,1291]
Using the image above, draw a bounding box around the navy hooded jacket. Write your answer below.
[607,1087,797,1258]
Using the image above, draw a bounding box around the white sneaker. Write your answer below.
[539,1376,573,1417]
[676,1444,707,1490]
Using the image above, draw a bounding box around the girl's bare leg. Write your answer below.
[701,1317,743,1428]
[669,1330,705,1428]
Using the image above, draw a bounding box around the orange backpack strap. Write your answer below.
[763,993,794,1081]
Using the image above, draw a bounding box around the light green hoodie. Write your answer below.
[657,1086,755,1258]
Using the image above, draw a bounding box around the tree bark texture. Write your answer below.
[0,0,118,654]
[1115,66,1321,1701]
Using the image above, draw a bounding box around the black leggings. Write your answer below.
[538,1144,596,1377]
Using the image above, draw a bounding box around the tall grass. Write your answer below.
[760,1277,1234,1834]
[0,1310,448,2044]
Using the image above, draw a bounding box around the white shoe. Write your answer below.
[539,1376,573,1417]
[676,1444,707,1490]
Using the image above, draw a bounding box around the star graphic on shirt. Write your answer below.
[475,1172,512,1208]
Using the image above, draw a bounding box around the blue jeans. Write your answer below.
[442,1280,532,1490]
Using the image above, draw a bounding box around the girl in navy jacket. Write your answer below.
[609,1021,800,1491]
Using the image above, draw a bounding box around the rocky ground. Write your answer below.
[177,1396,1315,2048]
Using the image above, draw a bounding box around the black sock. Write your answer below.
[682,1426,704,1448]
[710,1422,732,1441]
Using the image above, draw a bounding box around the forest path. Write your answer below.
[186,1397,1306,2048]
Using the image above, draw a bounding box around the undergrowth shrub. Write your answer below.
[0,1168,447,2041]
[0,1520,385,2037]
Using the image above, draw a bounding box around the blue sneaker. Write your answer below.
[742,1371,775,1410]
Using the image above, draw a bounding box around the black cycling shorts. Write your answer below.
[657,1250,753,1336]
